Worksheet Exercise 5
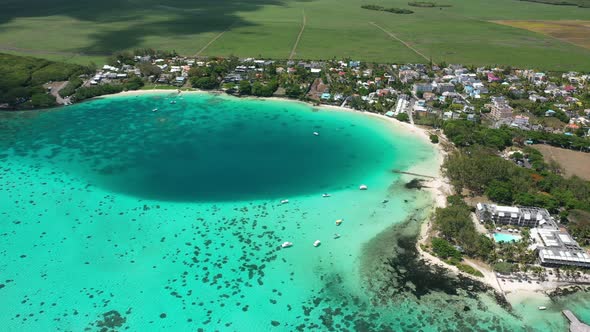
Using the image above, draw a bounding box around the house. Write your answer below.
[399,70,420,83]
[437,82,455,94]
[487,72,501,83]
[423,92,437,102]
[174,76,186,85]
[412,83,433,94]
[512,115,530,126]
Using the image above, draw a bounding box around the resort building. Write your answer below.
[476,203,551,228]
[478,203,590,268]
[532,226,590,268]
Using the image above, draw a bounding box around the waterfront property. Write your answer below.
[476,203,552,228]
[477,203,590,269]
[532,227,590,269]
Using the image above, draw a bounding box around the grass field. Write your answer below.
[2,0,590,69]
[493,20,590,50]
[534,144,590,181]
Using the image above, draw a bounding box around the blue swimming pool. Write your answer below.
[493,233,522,243]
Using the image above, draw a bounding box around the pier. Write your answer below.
[392,169,436,179]
[563,310,590,332]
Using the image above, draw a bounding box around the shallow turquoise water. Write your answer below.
[0,92,586,331]
[493,233,522,243]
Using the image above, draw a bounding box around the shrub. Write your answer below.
[430,134,439,143]
[457,263,484,277]
[431,237,462,260]
[396,113,410,122]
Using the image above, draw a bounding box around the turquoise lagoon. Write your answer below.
[0,92,587,331]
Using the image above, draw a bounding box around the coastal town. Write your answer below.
[6,51,590,263]
[2,50,590,329]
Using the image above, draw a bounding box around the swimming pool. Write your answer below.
[493,232,522,243]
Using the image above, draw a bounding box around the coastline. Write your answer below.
[91,88,581,306]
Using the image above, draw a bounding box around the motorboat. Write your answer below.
[152,108,158,112]
[280,199,289,205]
[359,184,368,190]
[322,193,331,198]
[313,132,319,136]
[333,233,340,239]
[281,242,293,248]
[382,199,389,204]
[335,219,343,226]
[538,306,547,310]
[313,240,321,247]
[170,100,176,104]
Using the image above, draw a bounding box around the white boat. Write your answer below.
[313,132,319,136]
[359,184,368,190]
[322,193,331,198]
[280,199,289,205]
[335,219,343,226]
[152,108,158,112]
[281,241,293,248]
[313,240,321,247]
[538,306,547,310]
[170,100,176,104]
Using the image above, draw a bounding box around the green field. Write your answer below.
[2,0,590,69]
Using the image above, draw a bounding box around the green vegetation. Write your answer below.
[59,78,84,98]
[431,237,462,260]
[456,263,484,277]
[73,77,144,101]
[433,196,496,261]
[0,53,89,108]
[396,113,410,122]
[493,261,516,274]
[408,1,452,7]
[361,5,414,14]
[518,0,590,7]
[439,119,590,248]
[1,0,590,69]
[429,134,439,144]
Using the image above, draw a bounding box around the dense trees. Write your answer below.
[0,53,89,108]
[191,76,219,90]
[433,196,495,261]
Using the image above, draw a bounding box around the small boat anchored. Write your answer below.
[280,199,289,205]
[281,242,293,248]
[313,132,320,136]
[333,233,341,239]
[335,219,343,226]
[538,306,547,310]
[170,100,176,104]
[152,108,158,112]
[359,184,368,190]
[313,240,321,247]
[322,193,331,198]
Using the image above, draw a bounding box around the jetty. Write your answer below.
[563,310,590,332]
[392,169,435,179]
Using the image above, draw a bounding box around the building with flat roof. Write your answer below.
[475,203,551,227]
[533,226,590,268]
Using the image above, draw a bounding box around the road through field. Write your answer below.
[195,22,237,57]
[369,22,430,62]
[289,9,306,60]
